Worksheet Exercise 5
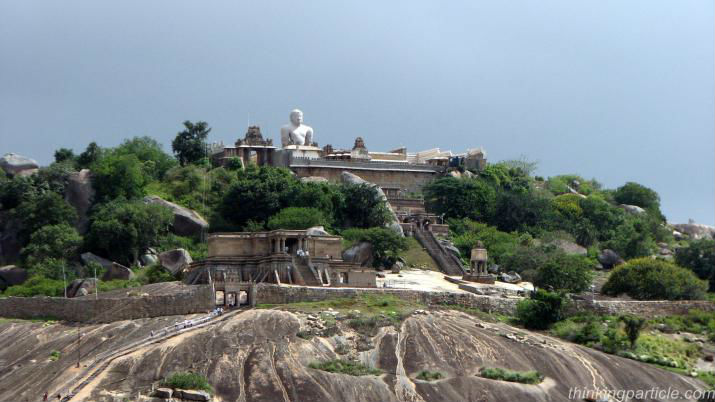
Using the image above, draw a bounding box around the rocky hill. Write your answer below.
[0,309,703,402]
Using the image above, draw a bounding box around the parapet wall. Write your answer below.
[0,285,213,323]
[571,299,715,318]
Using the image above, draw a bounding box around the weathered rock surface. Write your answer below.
[0,153,38,177]
[144,195,208,237]
[671,223,715,240]
[66,278,97,298]
[159,248,193,275]
[597,249,625,269]
[619,204,646,215]
[0,309,703,402]
[0,212,23,264]
[64,169,95,234]
[305,226,330,237]
[341,241,374,267]
[300,176,329,184]
[499,271,522,284]
[547,239,587,256]
[80,252,114,270]
[101,263,135,281]
[0,264,28,290]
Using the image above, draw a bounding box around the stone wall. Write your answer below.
[0,285,213,323]
[255,284,520,314]
[290,165,441,194]
[571,299,715,318]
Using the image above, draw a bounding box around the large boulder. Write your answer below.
[305,226,330,237]
[340,172,403,236]
[547,239,587,256]
[438,239,462,258]
[498,271,522,284]
[671,222,715,240]
[341,241,374,267]
[159,248,193,275]
[0,212,23,265]
[619,204,646,215]
[597,249,625,270]
[0,265,28,290]
[101,263,135,281]
[0,153,38,177]
[144,195,208,237]
[64,169,95,234]
[178,389,210,402]
[80,252,114,270]
[300,176,329,184]
[66,278,97,298]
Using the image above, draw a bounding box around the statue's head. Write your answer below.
[290,109,303,126]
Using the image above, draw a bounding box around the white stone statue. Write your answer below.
[280,109,314,147]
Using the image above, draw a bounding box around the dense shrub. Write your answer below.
[113,136,177,179]
[342,227,408,268]
[161,372,213,393]
[91,153,150,202]
[144,264,176,284]
[337,183,391,228]
[602,258,706,300]
[308,359,382,376]
[14,192,78,241]
[479,367,543,384]
[516,289,568,330]
[3,275,66,297]
[21,223,82,267]
[267,207,329,230]
[533,253,594,293]
[448,219,522,264]
[490,190,556,235]
[424,177,497,222]
[416,370,443,381]
[613,182,660,212]
[675,239,715,291]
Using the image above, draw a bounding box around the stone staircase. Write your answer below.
[59,308,246,402]
[291,256,322,286]
[414,227,466,276]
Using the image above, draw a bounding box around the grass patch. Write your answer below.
[161,372,213,393]
[308,359,382,376]
[649,309,715,338]
[49,350,61,361]
[399,237,439,270]
[416,370,443,381]
[479,367,543,384]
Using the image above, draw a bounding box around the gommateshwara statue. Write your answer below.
[280,109,314,147]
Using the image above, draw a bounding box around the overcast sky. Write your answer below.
[1,1,713,224]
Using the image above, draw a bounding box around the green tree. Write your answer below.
[675,239,715,291]
[448,219,521,264]
[613,182,661,212]
[172,121,211,166]
[77,142,103,169]
[337,183,391,229]
[619,315,646,349]
[14,192,78,241]
[516,289,568,330]
[267,207,329,230]
[603,215,656,259]
[53,148,76,164]
[424,177,497,222]
[342,227,409,268]
[534,253,594,293]
[602,258,706,300]
[87,200,173,265]
[490,190,555,235]
[92,153,150,202]
[114,136,177,179]
[21,223,82,266]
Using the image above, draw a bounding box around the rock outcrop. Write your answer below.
[547,239,587,256]
[101,263,135,281]
[342,241,374,267]
[64,169,94,234]
[597,249,625,269]
[159,248,193,275]
[66,278,97,298]
[80,252,114,270]
[144,195,208,237]
[671,222,715,240]
[0,309,702,402]
[0,212,23,265]
[0,265,27,290]
[340,172,403,236]
[0,153,38,177]
[619,204,646,215]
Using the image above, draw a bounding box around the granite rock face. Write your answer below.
[0,265,27,290]
[0,153,39,177]
[144,195,208,237]
[341,241,374,267]
[671,223,715,240]
[64,169,95,234]
[159,248,193,275]
[0,309,702,402]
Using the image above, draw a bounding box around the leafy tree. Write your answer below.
[0,175,36,210]
[92,153,149,202]
[603,215,656,259]
[225,157,243,171]
[490,190,555,235]
[114,136,177,179]
[578,196,626,242]
[619,315,646,349]
[448,218,521,264]
[54,148,76,164]
[613,182,661,212]
[87,199,173,265]
[337,183,391,229]
[424,177,497,221]
[675,239,715,291]
[267,207,329,230]
[479,163,531,193]
[77,142,103,169]
[14,192,78,241]
[293,183,343,222]
[534,253,594,293]
[21,223,82,266]
[602,258,707,300]
[172,121,211,166]
[342,227,409,268]
[145,264,176,284]
[516,289,568,330]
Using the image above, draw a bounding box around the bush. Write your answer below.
[145,264,175,284]
[161,372,213,393]
[620,314,646,349]
[308,359,382,376]
[479,367,543,384]
[267,207,329,230]
[675,239,715,291]
[533,253,594,293]
[3,275,66,297]
[602,258,707,300]
[613,182,660,212]
[551,315,603,345]
[337,183,391,228]
[49,350,61,361]
[448,219,521,264]
[416,370,443,381]
[424,177,497,222]
[516,289,568,330]
[21,224,83,269]
[342,227,408,268]
[91,153,150,202]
